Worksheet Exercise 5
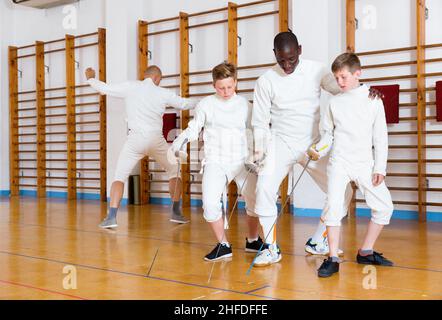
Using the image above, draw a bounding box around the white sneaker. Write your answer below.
[304,238,344,256]
[253,244,282,267]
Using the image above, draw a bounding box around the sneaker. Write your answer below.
[204,243,233,261]
[253,244,282,267]
[356,251,393,266]
[304,238,344,256]
[245,236,269,253]
[99,216,118,229]
[317,257,340,278]
[170,213,190,224]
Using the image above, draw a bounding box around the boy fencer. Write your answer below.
[85,65,197,228]
[308,53,394,278]
[172,62,266,261]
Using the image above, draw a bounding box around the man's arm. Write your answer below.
[164,90,198,111]
[85,67,131,98]
[251,77,272,158]
[172,103,206,152]
[321,72,341,96]
[308,102,334,160]
[245,101,254,159]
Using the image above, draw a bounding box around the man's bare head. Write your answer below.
[144,65,162,85]
[273,31,302,75]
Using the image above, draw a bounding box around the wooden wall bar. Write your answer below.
[345,0,357,217]
[10,29,107,200]
[228,2,239,213]
[35,41,46,198]
[416,0,427,221]
[66,35,77,200]
[346,0,356,53]
[98,28,107,202]
[138,20,150,205]
[279,0,288,32]
[180,12,191,208]
[9,47,19,196]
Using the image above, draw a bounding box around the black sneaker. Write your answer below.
[245,236,269,253]
[317,257,340,278]
[204,243,233,261]
[357,251,393,266]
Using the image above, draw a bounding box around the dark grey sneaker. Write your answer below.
[357,251,393,266]
[204,243,233,261]
[170,213,189,224]
[245,236,269,253]
[318,257,340,278]
[99,216,118,229]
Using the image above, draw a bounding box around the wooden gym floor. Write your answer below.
[0,196,441,300]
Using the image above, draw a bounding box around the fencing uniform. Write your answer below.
[317,84,394,227]
[174,93,257,223]
[87,78,196,182]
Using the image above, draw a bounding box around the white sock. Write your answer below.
[259,216,277,245]
[247,237,258,243]
[221,241,230,247]
[311,220,327,244]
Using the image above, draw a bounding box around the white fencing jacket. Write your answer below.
[175,93,253,165]
[252,59,341,154]
[316,84,389,176]
[87,78,196,137]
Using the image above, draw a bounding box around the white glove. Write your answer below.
[167,146,187,164]
[171,136,188,162]
[245,151,266,174]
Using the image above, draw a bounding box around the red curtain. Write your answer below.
[371,84,400,124]
[163,113,177,142]
[436,81,442,122]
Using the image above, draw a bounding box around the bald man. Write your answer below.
[85,65,197,228]
[250,32,381,267]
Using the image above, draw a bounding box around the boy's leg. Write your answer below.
[100,135,146,229]
[360,221,384,252]
[327,226,341,258]
[317,162,350,277]
[355,172,394,266]
[202,164,232,261]
[317,226,341,278]
[301,153,351,255]
[234,168,267,252]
